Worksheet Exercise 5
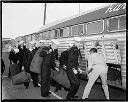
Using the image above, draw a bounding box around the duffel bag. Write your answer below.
[51,68,70,88]
[30,47,43,74]
[12,70,30,85]
[10,63,21,76]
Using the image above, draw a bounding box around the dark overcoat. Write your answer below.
[39,47,56,97]
[22,46,32,73]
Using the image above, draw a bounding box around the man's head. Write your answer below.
[35,41,41,47]
[90,48,97,54]
[19,41,24,47]
[51,39,59,50]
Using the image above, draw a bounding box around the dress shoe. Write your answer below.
[64,87,70,91]
[34,85,40,87]
[73,96,79,99]
[48,92,51,94]
[54,88,61,92]
[42,95,50,98]
[81,98,88,100]
[66,97,73,100]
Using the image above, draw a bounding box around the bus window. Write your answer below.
[119,15,126,30]
[79,24,84,35]
[87,20,103,35]
[54,29,59,38]
[59,27,70,38]
[50,30,55,39]
[108,17,118,32]
[45,31,50,40]
[60,29,63,38]
[72,25,79,36]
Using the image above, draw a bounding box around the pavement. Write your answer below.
[1,76,126,101]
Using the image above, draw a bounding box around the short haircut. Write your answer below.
[90,48,97,53]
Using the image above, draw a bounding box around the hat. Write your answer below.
[74,37,81,42]
[35,41,40,47]
[29,40,36,44]
[51,39,59,45]
[19,41,24,44]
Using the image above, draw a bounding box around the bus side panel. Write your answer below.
[119,39,126,90]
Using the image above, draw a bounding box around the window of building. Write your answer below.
[87,20,103,35]
[119,15,126,30]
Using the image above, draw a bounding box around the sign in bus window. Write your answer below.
[119,15,126,30]
[87,20,103,35]
[108,17,118,31]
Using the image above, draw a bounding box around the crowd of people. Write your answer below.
[1,40,110,100]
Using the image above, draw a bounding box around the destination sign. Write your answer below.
[105,3,126,14]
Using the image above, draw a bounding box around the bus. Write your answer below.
[19,3,126,90]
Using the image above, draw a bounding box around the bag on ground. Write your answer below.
[10,63,21,76]
[51,68,70,88]
[12,70,30,85]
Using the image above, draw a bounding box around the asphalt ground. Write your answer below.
[2,76,126,101]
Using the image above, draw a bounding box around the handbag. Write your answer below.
[51,68,70,88]
[12,70,30,85]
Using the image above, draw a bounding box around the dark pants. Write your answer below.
[66,65,80,98]
[24,71,39,88]
[41,65,51,97]
[8,66,11,77]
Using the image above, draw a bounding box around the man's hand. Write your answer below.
[55,68,59,71]
[63,65,66,70]
[73,68,78,74]
[77,68,83,74]
[22,66,24,70]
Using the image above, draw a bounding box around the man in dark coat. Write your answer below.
[66,44,82,99]
[16,45,24,72]
[8,48,19,77]
[39,46,56,97]
[1,58,5,76]
[22,45,40,88]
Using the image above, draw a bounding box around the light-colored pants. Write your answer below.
[82,68,109,99]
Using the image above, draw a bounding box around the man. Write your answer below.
[65,42,82,99]
[82,48,109,100]
[8,47,19,77]
[16,41,25,72]
[1,58,5,76]
[40,45,56,97]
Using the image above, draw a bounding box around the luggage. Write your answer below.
[12,70,30,85]
[51,68,70,88]
[30,47,43,74]
[10,63,21,76]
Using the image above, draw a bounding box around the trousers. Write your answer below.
[82,68,109,99]
[66,65,80,98]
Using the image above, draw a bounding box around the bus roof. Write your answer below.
[38,3,126,33]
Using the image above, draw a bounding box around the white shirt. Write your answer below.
[88,53,108,73]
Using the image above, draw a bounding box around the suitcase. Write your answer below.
[12,70,30,85]
[51,68,70,88]
[10,63,21,76]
